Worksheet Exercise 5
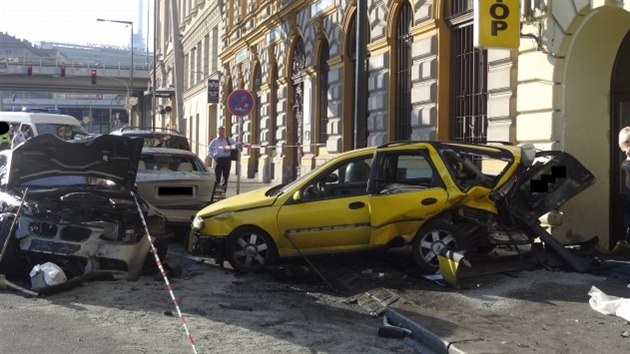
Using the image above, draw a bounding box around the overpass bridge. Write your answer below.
[0,57,161,128]
[0,58,150,94]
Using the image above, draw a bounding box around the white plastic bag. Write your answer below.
[29,262,67,289]
[588,285,630,321]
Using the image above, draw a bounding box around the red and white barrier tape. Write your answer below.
[133,193,198,354]
[242,143,326,149]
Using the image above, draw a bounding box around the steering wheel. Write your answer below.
[317,181,329,196]
[304,184,320,199]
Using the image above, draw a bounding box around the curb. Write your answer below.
[384,307,452,354]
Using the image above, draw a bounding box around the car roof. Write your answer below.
[111,127,191,150]
[111,126,184,135]
[0,112,83,125]
[141,146,198,156]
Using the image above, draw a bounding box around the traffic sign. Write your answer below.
[208,79,220,104]
[227,89,254,116]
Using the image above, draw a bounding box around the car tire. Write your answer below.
[412,221,463,274]
[0,213,27,277]
[225,227,278,273]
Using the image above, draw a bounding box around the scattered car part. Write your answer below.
[378,315,412,339]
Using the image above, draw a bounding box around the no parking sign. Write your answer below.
[227,89,254,116]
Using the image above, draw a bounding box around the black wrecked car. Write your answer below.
[0,134,168,282]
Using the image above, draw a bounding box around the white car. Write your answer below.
[135,146,216,227]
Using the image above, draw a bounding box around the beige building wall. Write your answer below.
[516,1,630,248]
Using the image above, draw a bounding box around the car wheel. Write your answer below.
[225,227,278,273]
[0,213,27,277]
[412,221,463,273]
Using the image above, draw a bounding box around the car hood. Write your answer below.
[9,134,143,190]
[197,186,277,216]
[500,151,595,222]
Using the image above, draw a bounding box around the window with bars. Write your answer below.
[319,40,329,145]
[446,0,473,17]
[394,2,412,141]
[449,22,488,144]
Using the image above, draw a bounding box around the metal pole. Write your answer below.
[130,22,134,126]
[109,96,113,131]
[152,0,157,129]
[236,115,242,195]
[354,0,368,149]
[96,19,135,126]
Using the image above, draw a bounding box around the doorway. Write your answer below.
[610,30,630,246]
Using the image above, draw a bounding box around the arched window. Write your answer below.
[250,62,262,178]
[318,40,330,148]
[394,2,412,140]
[346,13,357,149]
[290,37,305,180]
[268,61,277,180]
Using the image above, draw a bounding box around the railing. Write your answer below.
[0,55,152,72]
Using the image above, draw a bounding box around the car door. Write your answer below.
[368,150,450,244]
[276,156,373,252]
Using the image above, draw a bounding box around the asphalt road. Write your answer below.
[3,176,630,353]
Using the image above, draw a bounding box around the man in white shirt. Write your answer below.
[208,126,236,190]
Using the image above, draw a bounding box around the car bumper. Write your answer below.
[189,231,227,260]
[155,207,202,225]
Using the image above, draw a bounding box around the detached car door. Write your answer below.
[276,155,373,252]
[368,149,450,244]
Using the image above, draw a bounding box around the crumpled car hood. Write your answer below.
[9,134,143,190]
[198,186,277,216]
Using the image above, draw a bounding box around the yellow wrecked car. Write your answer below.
[189,141,594,273]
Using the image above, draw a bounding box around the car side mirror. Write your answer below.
[293,190,302,202]
[325,173,338,183]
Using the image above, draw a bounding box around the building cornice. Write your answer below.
[219,0,308,63]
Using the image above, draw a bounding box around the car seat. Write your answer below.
[345,161,371,183]
[177,162,194,172]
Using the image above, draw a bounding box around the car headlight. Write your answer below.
[192,215,205,231]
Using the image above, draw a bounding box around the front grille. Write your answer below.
[60,226,91,242]
[33,222,58,238]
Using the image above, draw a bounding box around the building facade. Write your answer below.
[159,0,630,250]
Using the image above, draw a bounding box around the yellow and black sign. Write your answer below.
[474,0,520,49]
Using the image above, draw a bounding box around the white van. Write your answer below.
[0,111,89,149]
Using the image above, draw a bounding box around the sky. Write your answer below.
[0,0,154,49]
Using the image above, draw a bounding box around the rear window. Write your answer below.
[125,133,190,150]
[34,123,89,140]
[138,153,205,172]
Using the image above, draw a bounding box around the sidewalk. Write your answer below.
[223,174,273,198]
[384,265,630,353]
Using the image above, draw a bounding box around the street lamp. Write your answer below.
[97,18,134,124]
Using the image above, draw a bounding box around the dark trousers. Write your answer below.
[214,157,231,188]
[625,192,630,240]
